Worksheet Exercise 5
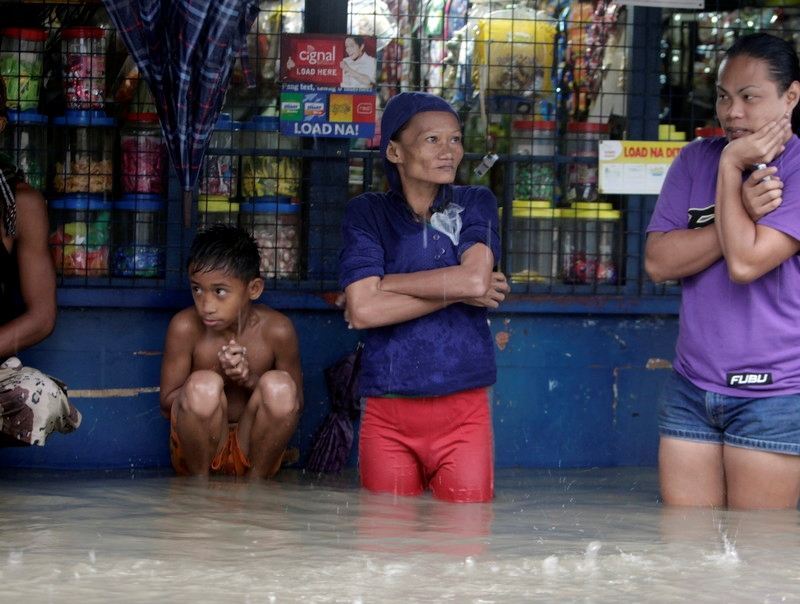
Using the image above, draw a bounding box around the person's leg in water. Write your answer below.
[658,370,725,506]
[426,388,493,503]
[359,396,426,497]
[722,391,800,509]
[659,371,800,509]
[659,438,725,507]
[725,446,800,508]
[359,389,494,502]
[170,370,229,476]
[660,438,800,509]
[236,369,301,479]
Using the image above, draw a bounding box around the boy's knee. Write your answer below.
[180,370,225,419]
[257,370,299,418]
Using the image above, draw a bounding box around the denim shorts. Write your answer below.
[658,370,800,455]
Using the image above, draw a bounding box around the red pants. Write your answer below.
[359,387,494,503]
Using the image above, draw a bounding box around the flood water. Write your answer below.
[1,467,799,602]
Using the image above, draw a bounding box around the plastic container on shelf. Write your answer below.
[566,122,609,203]
[559,202,621,284]
[0,28,48,111]
[52,110,115,194]
[48,193,111,277]
[112,193,166,278]
[61,26,108,110]
[199,113,241,199]
[504,200,558,284]
[348,158,365,196]
[511,119,557,203]
[557,205,581,283]
[198,195,239,227]
[239,197,300,279]
[3,110,47,190]
[120,112,166,194]
[240,115,301,201]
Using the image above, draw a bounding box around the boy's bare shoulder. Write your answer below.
[167,307,204,338]
[252,304,298,340]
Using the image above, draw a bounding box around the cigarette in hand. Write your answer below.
[753,163,770,183]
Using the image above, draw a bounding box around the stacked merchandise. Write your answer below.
[50,26,116,278]
[662,7,800,134]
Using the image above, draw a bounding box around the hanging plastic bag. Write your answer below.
[472,8,557,111]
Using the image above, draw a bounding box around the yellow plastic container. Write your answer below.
[198,195,239,227]
[559,202,622,284]
[503,200,558,284]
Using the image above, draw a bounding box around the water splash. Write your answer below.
[704,532,739,566]
[704,519,740,566]
[542,555,561,576]
[576,541,602,574]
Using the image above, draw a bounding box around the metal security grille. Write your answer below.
[335,0,635,296]
[661,5,800,141]
[652,3,800,297]
[3,1,785,305]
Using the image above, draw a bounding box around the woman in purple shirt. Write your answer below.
[646,33,800,509]
[339,92,508,502]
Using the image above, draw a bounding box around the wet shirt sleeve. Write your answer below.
[647,141,698,233]
[339,194,386,290]
[456,186,501,264]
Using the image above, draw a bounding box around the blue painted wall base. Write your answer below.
[0,308,678,470]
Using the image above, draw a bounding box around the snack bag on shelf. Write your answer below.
[472,9,556,102]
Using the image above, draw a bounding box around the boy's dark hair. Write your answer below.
[188,224,261,282]
[724,33,800,134]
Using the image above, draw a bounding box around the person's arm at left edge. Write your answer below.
[0,185,56,358]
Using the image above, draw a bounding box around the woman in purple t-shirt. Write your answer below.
[646,33,800,509]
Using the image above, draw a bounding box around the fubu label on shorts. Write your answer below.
[726,372,773,387]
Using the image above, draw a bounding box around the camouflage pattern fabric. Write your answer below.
[0,357,81,446]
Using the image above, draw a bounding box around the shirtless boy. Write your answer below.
[160,225,303,478]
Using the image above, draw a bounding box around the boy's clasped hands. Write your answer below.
[219,340,249,384]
